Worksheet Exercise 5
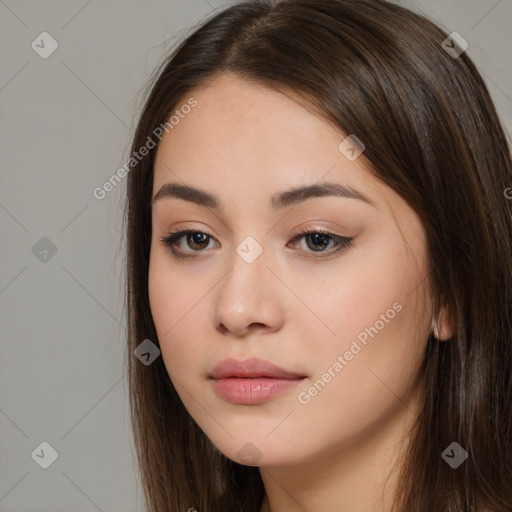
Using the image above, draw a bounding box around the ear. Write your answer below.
[432,301,456,341]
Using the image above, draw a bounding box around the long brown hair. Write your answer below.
[122,1,512,510]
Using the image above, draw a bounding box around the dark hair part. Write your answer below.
[123,0,512,510]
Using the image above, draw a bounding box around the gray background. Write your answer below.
[1,1,510,511]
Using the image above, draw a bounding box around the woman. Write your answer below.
[123,0,512,510]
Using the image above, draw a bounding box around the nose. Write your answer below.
[212,242,286,337]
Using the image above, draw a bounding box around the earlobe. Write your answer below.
[431,302,455,341]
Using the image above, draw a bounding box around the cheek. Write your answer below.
[148,254,202,375]
[148,254,175,335]
[301,235,428,394]
[316,240,417,343]
[148,246,201,333]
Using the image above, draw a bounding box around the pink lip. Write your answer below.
[210,357,305,379]
[209,358,306,405]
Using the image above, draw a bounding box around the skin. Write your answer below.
[148,73,453,512]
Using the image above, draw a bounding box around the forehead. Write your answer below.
[157,75,339,158]
[152,74,382,204]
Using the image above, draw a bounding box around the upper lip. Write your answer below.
[209,358,306,379]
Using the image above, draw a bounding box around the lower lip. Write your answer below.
[211,377,305,405]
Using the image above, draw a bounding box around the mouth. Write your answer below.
[209,357,306,380]
[210,376,306,405]
[209,358,307,405]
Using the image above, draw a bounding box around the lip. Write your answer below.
[209,358,307,405]
[209,357,305,380]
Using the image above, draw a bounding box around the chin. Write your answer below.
[205,431,305,468]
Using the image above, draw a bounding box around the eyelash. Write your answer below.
[158,227,354,259]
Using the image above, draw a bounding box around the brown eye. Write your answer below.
[159,229,216,258]
[160,228,353,259]
[185,232,210,250]
[303,232,331,251]
[288,229,354,257]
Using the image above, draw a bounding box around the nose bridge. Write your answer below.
[223,233,269,299]
[212,232,283,334]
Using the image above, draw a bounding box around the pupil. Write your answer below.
[189,233,208,248]
[309,233,328,250]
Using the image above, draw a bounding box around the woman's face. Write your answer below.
[148,73,434,469]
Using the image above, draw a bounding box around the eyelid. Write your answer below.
[166,222,347,239]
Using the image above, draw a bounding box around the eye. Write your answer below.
[287,228,353,257]
[159,227,353,259]
[159,229,217,258]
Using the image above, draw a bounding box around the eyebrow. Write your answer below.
[152,181,376,209]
